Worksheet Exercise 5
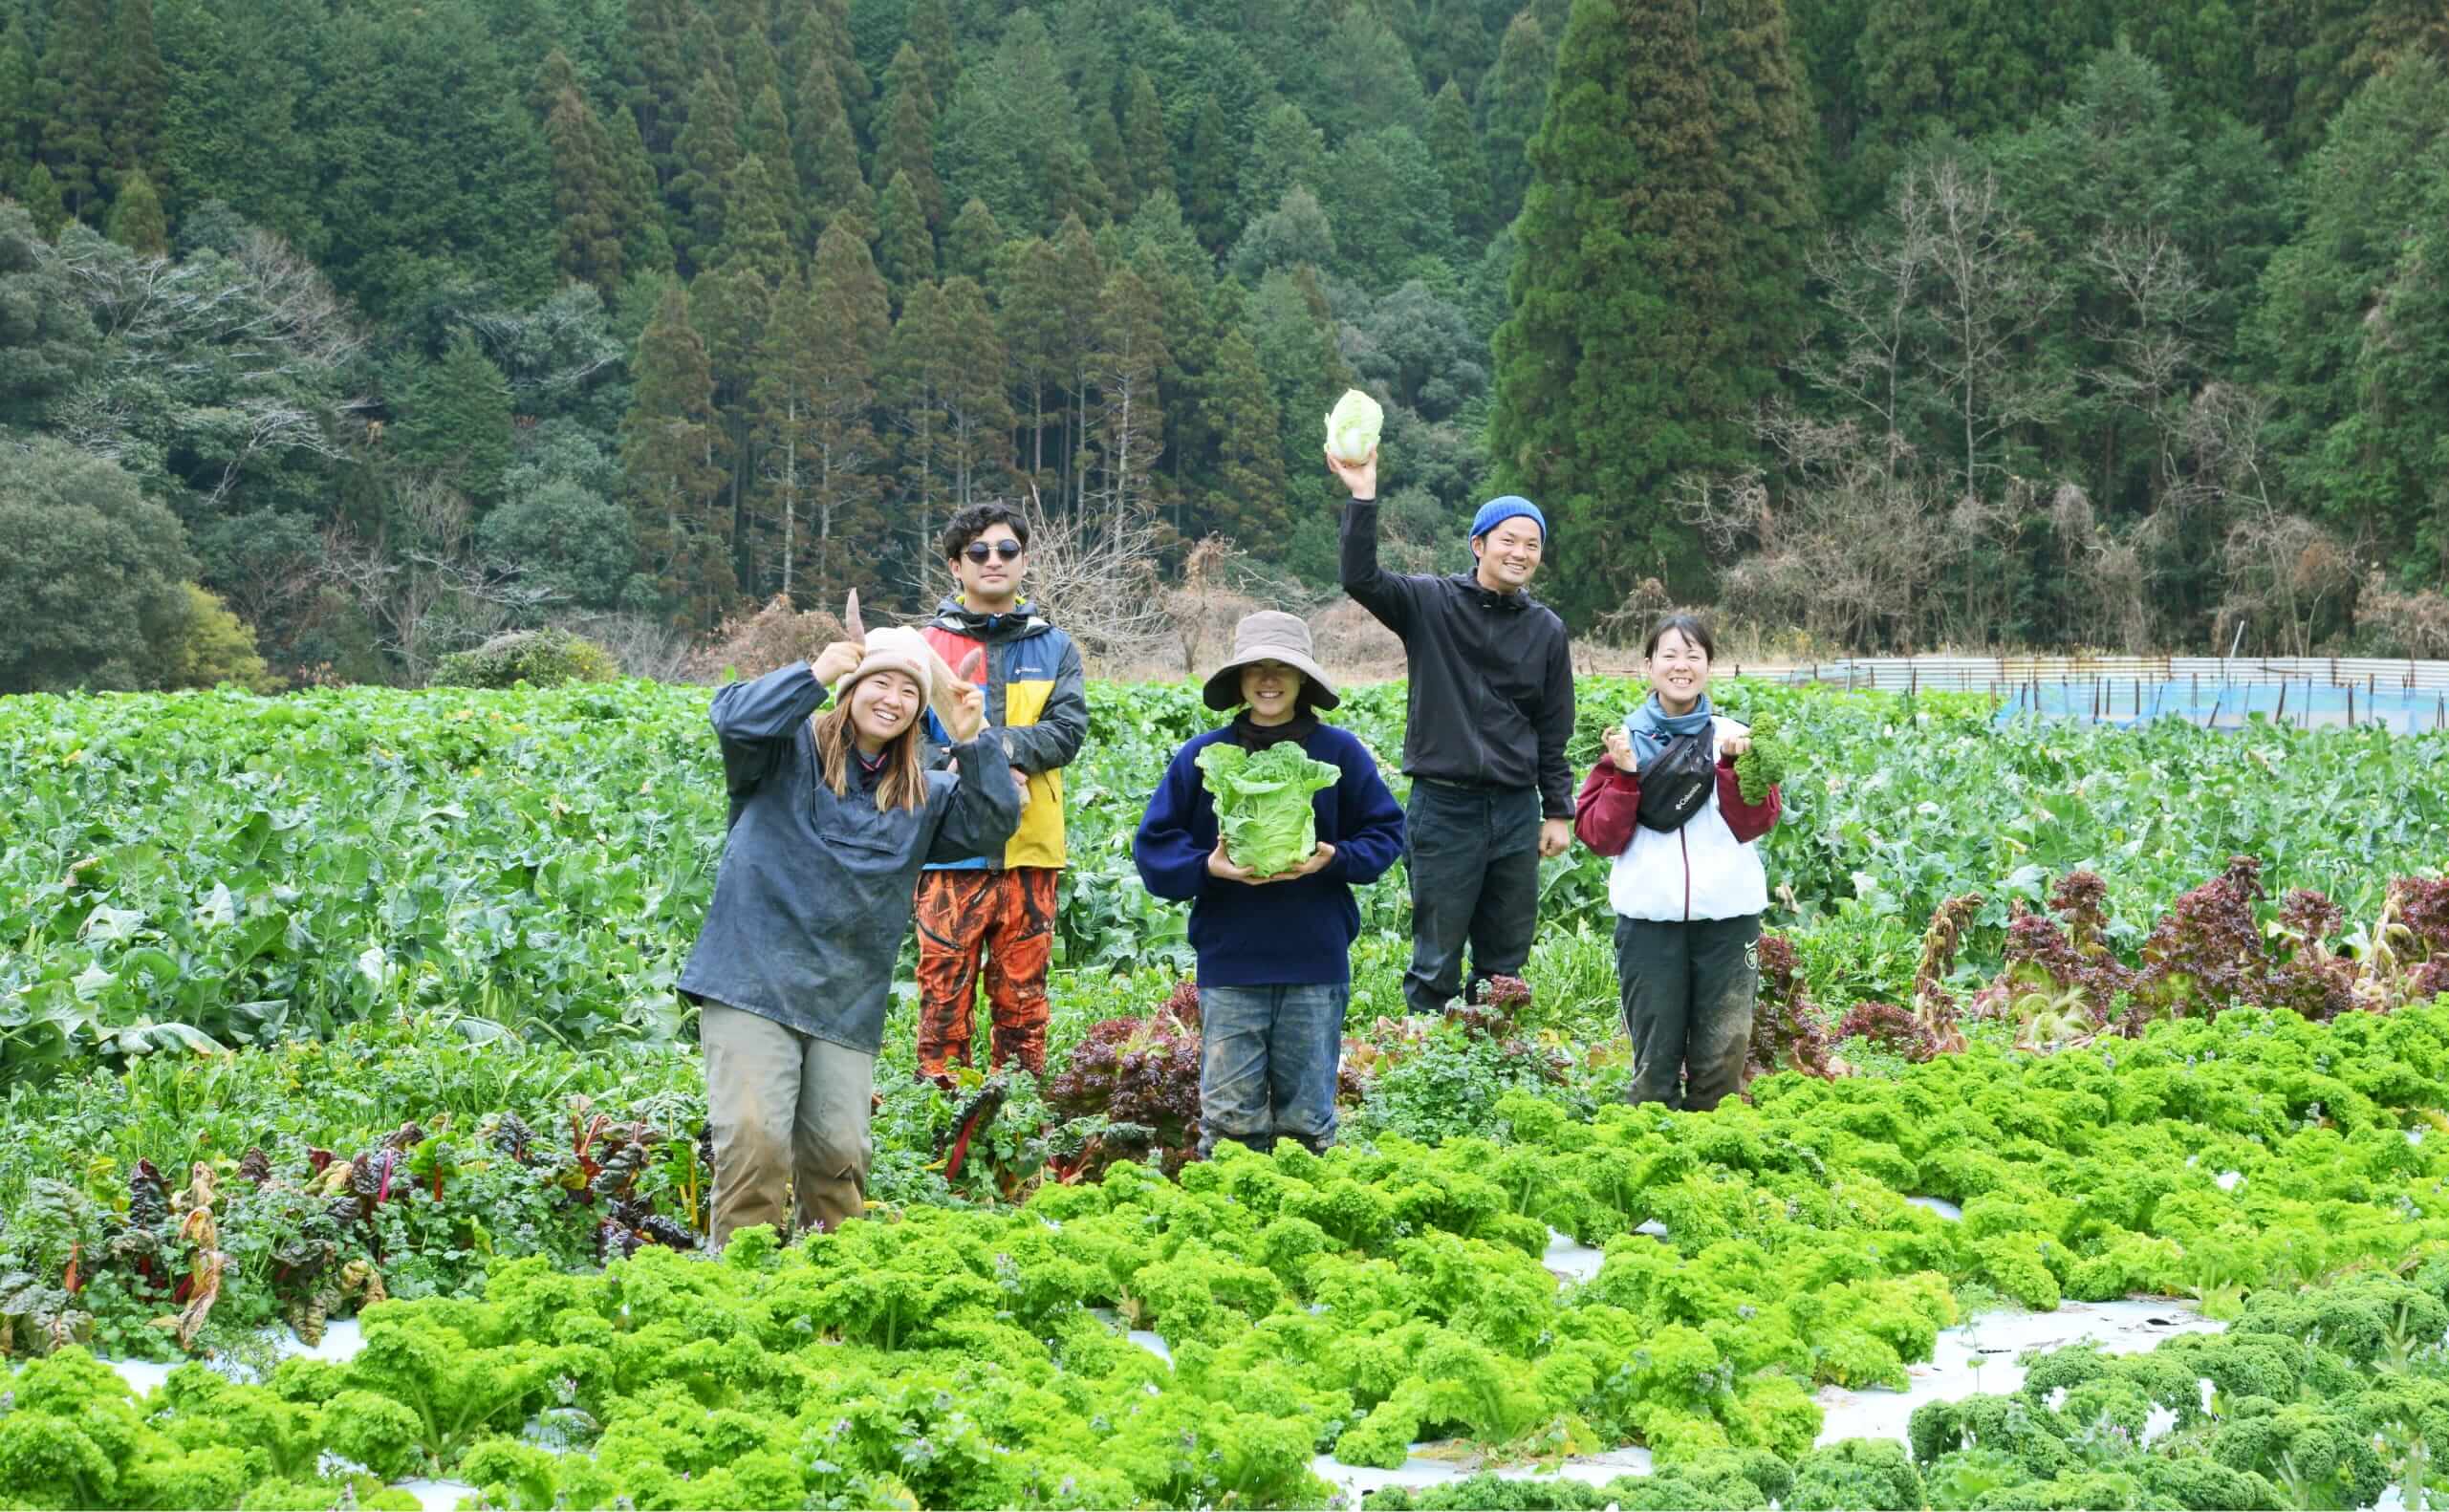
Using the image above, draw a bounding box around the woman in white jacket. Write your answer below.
[1572,616,1783,1111]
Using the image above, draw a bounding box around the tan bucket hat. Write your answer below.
[1200,610,1340,711]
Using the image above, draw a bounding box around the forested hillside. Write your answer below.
[5,0,2449,689]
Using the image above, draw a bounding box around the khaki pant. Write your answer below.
[701,1003,876,1243]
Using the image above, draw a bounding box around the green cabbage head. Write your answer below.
[1324,389,1383,464]
[1195,741,1339,876]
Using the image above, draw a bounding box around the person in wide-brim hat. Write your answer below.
[1136,608,1402,1160]
[1199,609,1342,711]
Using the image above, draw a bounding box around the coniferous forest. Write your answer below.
[7,0,2449,690]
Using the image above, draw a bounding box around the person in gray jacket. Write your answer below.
[679,626,1019,1242]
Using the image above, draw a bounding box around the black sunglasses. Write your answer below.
[962,540,1025,563]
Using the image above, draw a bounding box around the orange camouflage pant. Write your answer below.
[914,867,1057,1076]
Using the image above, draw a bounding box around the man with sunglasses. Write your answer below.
[913,502,1089,1080]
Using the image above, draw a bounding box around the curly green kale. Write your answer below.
[1788,1438,1925,1512]
[2206,1399,2388,1509]
[1735,712,1788,806]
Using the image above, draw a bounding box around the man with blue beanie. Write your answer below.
[1332,443,1574,1016]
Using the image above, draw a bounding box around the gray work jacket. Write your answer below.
[677,661,1020,1054]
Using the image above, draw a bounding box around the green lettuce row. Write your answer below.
[9,1004,2446,1509]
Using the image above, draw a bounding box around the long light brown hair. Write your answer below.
[812,696,929,813]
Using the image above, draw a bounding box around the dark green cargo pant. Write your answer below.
[1615,913,1761,1112]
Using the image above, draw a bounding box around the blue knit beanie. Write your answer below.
[1469,495,1548,543]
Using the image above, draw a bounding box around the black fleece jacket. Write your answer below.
[1339,496,1575,818]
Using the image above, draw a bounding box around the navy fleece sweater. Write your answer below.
[1133,723,1406,986]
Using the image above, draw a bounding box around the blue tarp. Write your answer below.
[1996,678,2449,732]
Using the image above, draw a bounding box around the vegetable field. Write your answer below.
[3,677,2448,1511]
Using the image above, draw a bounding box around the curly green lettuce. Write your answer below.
[1195,741,1338,877]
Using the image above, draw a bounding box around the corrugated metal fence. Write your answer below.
[1773,657,2449,732]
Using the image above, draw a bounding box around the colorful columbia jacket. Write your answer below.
[919,596,1088,871]
[1572,714,1782,923]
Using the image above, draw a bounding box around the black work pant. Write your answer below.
[1615,913,1761,1112]
[1402,780,1542,1016]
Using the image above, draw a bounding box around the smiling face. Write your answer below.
[1240,659,1305,724]
[1647,627,1711,712]
[848,670,924,751]
[1472,517,1543,593]
[950,523,1026,612]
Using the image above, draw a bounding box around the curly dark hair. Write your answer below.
[939,501,1030,563]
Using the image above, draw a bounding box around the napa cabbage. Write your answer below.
[1324,389,1383,464]
[1195,741,1338,876]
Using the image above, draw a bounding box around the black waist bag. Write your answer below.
[1635,729,1716,832]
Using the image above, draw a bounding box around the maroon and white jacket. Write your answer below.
[1573,713,1782,922]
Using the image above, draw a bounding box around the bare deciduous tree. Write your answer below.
[1685,412,1960,652]
[1008,486,1171,667]
[320,481,555,682]
[1716,158,2075,653]
[1798,205,1933,479]
[1590,576,1679,650]
[552,611,694,682]
[2048,482,2155,653]
[1917,159,2070,508]
[2354,571,2449,658]
[46,224,367,508]
[2180,384,2355,657]
[215,529,325,643]
[1164,536,1276,676]
[2085,228,2211,505]
[681,596,852,683]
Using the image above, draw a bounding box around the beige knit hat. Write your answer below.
[834,625,938,707]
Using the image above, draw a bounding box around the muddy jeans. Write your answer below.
[1616,914,1761,1112]
[1198,983,1348,1157]
[702,1002,876,1243]
[1402,780,1542,1016]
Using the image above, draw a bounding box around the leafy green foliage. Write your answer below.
[430,630,618,689]
[0,436,198,695]
[0,1035,704,1361]
[0,680,716,1069]
[1490,0,1741,613]
[1906,1267,2449,1512]
[11,675,2447,1074]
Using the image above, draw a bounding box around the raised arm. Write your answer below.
[1715,754,1782,844]
[708,661,832,797]
[1575,762,1640,857]
[1332,449,1420,637]
[1574,722,1641,855]
[924,731,1023,864]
